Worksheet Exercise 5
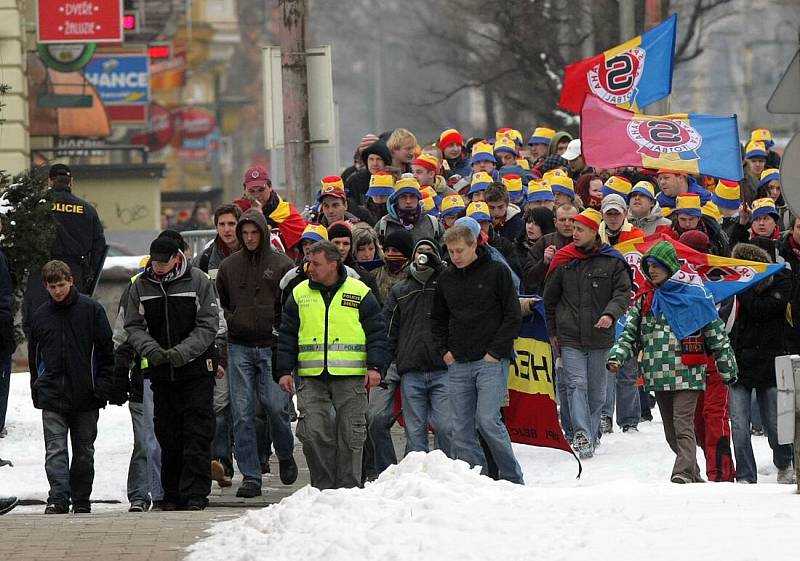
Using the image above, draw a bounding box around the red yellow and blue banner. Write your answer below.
[505,301,577,469]
[615,234,784,304]
[559,14,676,114]
[581,95,744,181]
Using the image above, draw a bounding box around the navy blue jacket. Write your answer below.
[29,287,113,412]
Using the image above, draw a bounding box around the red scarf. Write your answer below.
[545,242,626,276]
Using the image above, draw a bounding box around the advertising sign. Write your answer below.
[84,53,149,104]
[37,0,124,44]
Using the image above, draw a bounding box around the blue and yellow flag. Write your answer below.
[559,14,676,113]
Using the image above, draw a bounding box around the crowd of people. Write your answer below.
[1,123,798,515]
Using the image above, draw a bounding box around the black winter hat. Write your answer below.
[327,221,353,242]
[150,237,179,262]
[383,230,414,259]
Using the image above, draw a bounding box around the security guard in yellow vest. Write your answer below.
[276,241,387,489]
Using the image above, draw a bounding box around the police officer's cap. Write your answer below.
[49,164,72,178]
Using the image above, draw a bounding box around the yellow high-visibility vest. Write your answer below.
[293,276,370,377]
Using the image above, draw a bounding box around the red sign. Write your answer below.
[174,107,217,139]
[37,0,124,44]
[131,104,174,152]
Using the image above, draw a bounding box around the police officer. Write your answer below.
[47,164,106,292]
[23,164,106,334]
[276,240,387,490]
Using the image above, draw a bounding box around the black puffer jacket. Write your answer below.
[431,247,521,362]
[730,243,792,389]
[386,243,447,374]
[28,287,114,413]
[125,256,221,383]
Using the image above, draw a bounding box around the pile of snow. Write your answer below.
[189,450,799,561]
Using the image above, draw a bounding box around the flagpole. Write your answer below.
[644,0,669,116]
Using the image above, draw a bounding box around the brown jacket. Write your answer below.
[216,209,294,347]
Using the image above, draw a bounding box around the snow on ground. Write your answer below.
[0,373,132,512]
[1,371,798,560]
[187,448,800,561]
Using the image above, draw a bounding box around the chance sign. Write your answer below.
[84,53,150,105]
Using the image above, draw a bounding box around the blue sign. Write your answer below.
[84,54,150,105]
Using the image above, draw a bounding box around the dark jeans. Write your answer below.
[151,376,215,507]
[0,354,10,431]
[42,409,99,508]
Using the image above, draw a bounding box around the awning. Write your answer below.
[27,53,112,138]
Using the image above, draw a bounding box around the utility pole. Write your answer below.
[278,0,313,205]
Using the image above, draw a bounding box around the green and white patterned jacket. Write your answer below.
[607,299,738,392]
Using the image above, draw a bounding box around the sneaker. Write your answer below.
[622,425,639,433]
[671,474,692,484]
[44,502,69,514]
[572,432,593,459]
[777,466,797,485]
[151,500,177,512]
[600,416,613,434]
[260,460,271,475]
[71,504,91,514]
[0,496,18,515]
[236,482,262,498]
[751,426,765,437]
[128,500,150,513]
[211,459,232,488]
[0,427,7,438]
[279,457,298,485]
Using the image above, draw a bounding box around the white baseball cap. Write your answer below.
[562,139,582,161]
[601,193,627,214]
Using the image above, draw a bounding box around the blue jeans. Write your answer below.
[448,359,523,483]
[561,347,609,449]
[602,359,641,428]
[729,383,793,482]
[366,365,400,475]
[127,401,150,503]
[399,370,452,457]
[142,379,163,501]
[554,356,573,440]
[42,409,99,508]
[228,343,293,484]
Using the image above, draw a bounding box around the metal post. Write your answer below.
[278,0,313,205]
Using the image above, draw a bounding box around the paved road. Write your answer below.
[0,455,312,561]
[0,430,406,560]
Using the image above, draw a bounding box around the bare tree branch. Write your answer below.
[418,67,521,107]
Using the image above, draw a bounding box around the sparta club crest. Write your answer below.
[587,48,646,105]
[626,119,702,158]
